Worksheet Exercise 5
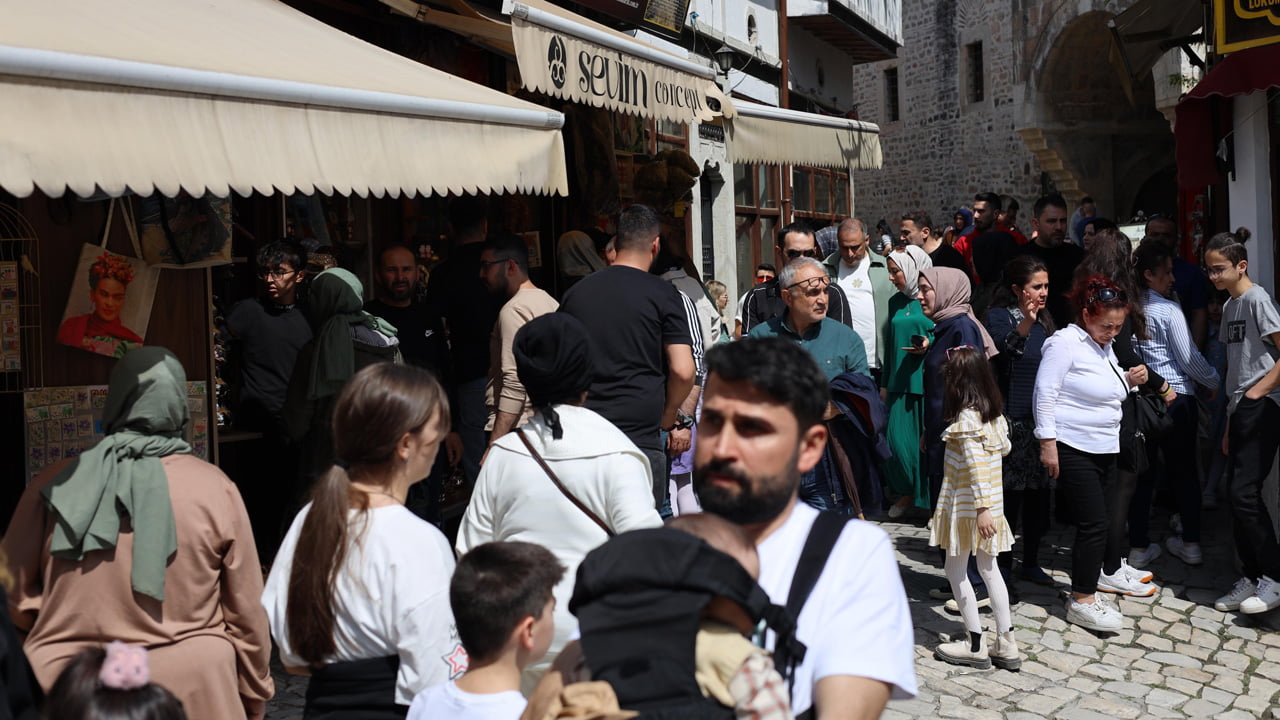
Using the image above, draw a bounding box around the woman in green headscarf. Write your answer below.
[2,346,274,720]
[284,268,402,493]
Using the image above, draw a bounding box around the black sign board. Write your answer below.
[574,0,691,41]
[1215,0,1280,54]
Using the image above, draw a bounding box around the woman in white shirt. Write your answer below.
[459,313,662,693]
[264,363,462,718]
[1131,241,1219,568]
[1034,275,1148,633]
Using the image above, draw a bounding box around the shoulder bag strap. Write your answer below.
[773,511,849,696]
[516,429,614,537]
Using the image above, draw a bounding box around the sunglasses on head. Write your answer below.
[1087,285,1127,304]
[945,344,976,361]
[784,247,821,259]
[785,276,830,296]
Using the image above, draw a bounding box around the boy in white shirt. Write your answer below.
[408,542,565,720]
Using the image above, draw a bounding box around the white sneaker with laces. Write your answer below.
[1098,567,1157,597]
[1240,575,1280,615]
[1120,558,1154,584]
[1066,598,1122,632]
[1128,543,1162,569]
[1165,536,1203,566]
[1215,577,1257,612]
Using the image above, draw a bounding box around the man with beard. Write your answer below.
[479,233,560,448]
[365,245,449,375]
[693,338,916,718]
[1025,194,1084,328]
[956,193,1019,300]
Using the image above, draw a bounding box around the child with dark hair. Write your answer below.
[407,542,565,720]
[930,347,1017,671]
[44,643,187,720]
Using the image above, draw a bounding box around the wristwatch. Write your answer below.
[664,409,695,432]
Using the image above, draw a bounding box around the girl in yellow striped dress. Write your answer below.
[929,346,1018,671]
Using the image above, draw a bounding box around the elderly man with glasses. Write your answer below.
[748,257,869,514]
[739,222,854,335]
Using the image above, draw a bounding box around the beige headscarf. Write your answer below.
[920,267,997,358]
[557,231,605,279]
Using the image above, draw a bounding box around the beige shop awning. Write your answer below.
[727,102,881,170]
[0,0,568,199]
[503,0,734,125]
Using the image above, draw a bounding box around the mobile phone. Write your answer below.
[910,334,927,347]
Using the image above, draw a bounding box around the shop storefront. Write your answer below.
[0,0,568,522]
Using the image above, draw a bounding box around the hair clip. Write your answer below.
[99,642,149,690]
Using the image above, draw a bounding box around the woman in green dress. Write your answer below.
[884,245,935,517]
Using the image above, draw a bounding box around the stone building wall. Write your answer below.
[848,0,1163,233]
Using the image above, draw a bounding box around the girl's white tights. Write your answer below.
[945,550,1012,636]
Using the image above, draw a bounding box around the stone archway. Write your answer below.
[1017,9,1175,221]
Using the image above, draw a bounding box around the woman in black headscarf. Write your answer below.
[456,313,661,693]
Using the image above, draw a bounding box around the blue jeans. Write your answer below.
[799,467,851,515]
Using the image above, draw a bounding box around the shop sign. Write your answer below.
[1215,0,1280,54]
[514,17,728,123]
[574,0,692,42]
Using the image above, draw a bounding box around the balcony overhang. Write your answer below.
[788,0,900,64]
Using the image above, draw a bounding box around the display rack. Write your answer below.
[0,203,42,393]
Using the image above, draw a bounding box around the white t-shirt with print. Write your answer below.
[836,257,878,369]
[755,503,916,716]
[407,681,527,720]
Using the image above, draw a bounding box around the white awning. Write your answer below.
[503,0,735,124]
[727,102,881,170]
[0,0,569,199]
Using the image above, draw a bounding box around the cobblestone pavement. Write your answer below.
[266,502,1280,719]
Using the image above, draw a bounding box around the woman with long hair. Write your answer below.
[264,363,460,718]
[983,255,1056,586]
[883,245,934,517]
[1034,276,1152,633]
[1130,241,1219,569]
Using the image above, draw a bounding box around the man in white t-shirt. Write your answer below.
[693,337,917,718]
[821,219,894,381]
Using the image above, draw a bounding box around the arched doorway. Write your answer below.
[1022,10,1176,221]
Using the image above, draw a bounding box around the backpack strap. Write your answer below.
[771,511,849,692]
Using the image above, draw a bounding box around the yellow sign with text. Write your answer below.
[1217,0,1280,53]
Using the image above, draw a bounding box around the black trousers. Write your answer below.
[999,487,1051,570]
[1131,395,1201,545]
[1056,443,1120,595]
[1228,396,1280,581]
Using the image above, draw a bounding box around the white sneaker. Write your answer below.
[1098,567,1157,597]
[1066,598,1123,632]
[1165,536,1203,566]
[1215,577,1257,611]
[1120,558,1154,584]
[1240,575,1280,615]
[1128,543,1162,569]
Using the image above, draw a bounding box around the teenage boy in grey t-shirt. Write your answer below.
[1222,285,1280,412]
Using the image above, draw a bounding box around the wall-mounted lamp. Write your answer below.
[713,45,735,75]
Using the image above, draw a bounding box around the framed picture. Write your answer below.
[57,245,159,358]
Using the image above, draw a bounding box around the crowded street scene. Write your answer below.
[1,0,1279,718]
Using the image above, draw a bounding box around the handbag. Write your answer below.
[1111,363,1174,473]
[516,429,614,536]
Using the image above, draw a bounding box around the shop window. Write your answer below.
[965,42,984,104]
[884,67,900,123]
[735,163,781,294]
[792,166,850,226]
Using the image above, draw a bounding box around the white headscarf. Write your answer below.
[888,245,933,297]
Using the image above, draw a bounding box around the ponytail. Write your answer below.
[1206,227,1252,266]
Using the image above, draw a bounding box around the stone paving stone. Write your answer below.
[1147,651,1203,669]
[1217,710,1260,720]
[1176,641,1214,661]
[880,709,913,720]
[1208,672,1245,695]
[1131,658,1161,673]
[1039,630,1065,651]
[1039,652,1091,675]
[1227,624,1259,641]
[1004,713,1048,720]
[1137,618,1165,635]
[1215,650,1252,671]
[1011,690,1070,716]
[1244,642,1271,661]
[1019,660,1068,682]
[1145,687,1191,708]
[1162,675,1203,697]
[1079,662,1125,681]
[1151,606,1185,623]
[1137,633,1174,651]
[1128,670,1164,686]
[1065,676,1101,694]
[1056,708,1119,720]
[1078,693,1143,718]
[1200,685,1237,706]
[936,699,1003,719]
[1100,680,1152,699]
[1065,642,1100,659]
[1158,595,1195,612]
[948,673,1015,700]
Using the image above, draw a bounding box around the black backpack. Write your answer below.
[570,515,848,720]
[570,527,804,719]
